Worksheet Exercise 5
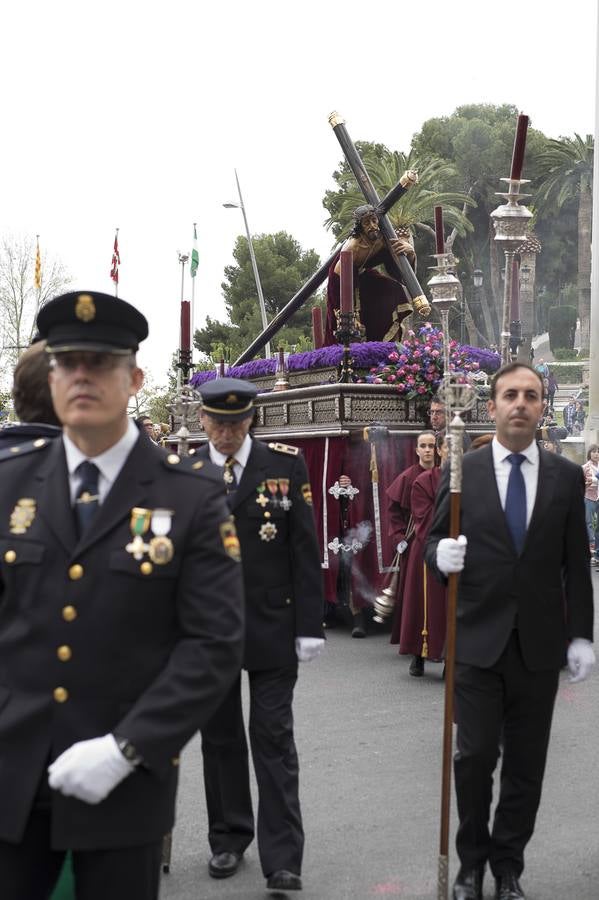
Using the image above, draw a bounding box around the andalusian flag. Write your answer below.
[190,223,199,278]
[34,236,42,290]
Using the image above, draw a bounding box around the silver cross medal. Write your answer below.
[126,534,150,560]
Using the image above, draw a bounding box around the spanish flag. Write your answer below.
[34,236,42,290]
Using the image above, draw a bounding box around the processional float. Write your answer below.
[164,111,531,887]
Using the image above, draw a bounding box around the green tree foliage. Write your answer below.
[412,105,550,291]
[534,134,594,350]
[548,305,577,352]
[322,141,474,246]
[195,232,322,360]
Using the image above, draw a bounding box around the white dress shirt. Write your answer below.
[208,433,252,484]
[491,436,539,527]
[63,418,140,505]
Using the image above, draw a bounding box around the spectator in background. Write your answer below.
[547,371,558,407]
[135,415,157,442]
[534,357,549,378]
[563,395,577,435]
[543,440,561,455]
[573,400,586,436]
[582,445,599,566]
[0,341,62,453]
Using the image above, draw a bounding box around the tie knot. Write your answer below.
[224,456,236,467]
[507,453,526,469]
[76,460,100,485]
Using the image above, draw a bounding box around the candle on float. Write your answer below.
[219,358,225,378]
[180,300,191,352]
[278,347,285,372]
[434,206,444,254]
[311,306,324,349]
[510,258,520,320]
[340,249,354,313]
[510,113,529,181]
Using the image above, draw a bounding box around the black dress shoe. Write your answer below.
[266,869,302,891]
[208,851,242,879]
[351,612,366,638]
[409,655,424,677]
[495,871,525,899]
[452,866,484,900]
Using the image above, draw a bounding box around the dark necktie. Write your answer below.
[505,453,527,554]
[75,460,100,537]
[223,456,238,498]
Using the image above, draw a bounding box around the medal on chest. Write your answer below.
[9,498,36,534]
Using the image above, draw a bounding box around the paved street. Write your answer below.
[161,572,599,900]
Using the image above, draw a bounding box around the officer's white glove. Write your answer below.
[48,734,134,804]
[295,637,325,663]
[436,535,468,575]
[567,638,596,684]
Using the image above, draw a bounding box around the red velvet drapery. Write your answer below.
[293,435,417,610]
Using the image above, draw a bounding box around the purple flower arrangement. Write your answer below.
[357,325,501,400]
[190,342,397,388]
[189,329,501,398]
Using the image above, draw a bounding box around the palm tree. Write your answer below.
[323,145,475,242]
[535,134,594,352]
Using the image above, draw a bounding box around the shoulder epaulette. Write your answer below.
[267,441,300,457]
[161,452,222,483]
[0,437,54,463]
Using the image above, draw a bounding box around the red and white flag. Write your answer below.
[110,230,120,285]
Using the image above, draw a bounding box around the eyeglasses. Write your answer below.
[50,352,128,373]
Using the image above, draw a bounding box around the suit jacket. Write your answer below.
[425,444,593,671]
[197,439,324,670]
[0,434,244,848]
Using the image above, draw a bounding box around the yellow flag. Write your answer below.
[34,237,42,290]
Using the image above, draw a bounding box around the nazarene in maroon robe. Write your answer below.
[397,466,447,659]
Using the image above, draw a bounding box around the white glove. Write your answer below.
[567,638,596,684]
[295,637,325,663]
[436,535,468,575]
[48,734,134,804]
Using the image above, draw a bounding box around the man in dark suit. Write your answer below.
[196,378,325,893]
[0,291,244,900]
[425,362,595,900]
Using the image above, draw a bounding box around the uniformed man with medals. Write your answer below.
[195,378,325,893]
[0,291,244,900]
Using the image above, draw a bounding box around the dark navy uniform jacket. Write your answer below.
[197,439,324,670]
[0,433,244,849]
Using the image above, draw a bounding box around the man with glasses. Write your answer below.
[0,291,244,900]
[194,378,325,893]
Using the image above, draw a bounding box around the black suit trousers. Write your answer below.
[454,631,559,877]
[201,664,303,876]
[0,809,162,900]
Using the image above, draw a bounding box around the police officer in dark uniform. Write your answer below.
[0,339,62,452]
[196,378,325,893]
[0,291,244,900]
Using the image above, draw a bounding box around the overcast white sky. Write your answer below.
[1,0,597,384]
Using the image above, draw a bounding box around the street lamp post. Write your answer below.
[224,169,271,359]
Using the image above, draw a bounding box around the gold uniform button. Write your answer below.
[140,561,153,575]
[4,550,17,564]
[171,756,180,767]
[33,438,46,448]
[53,687,69,703]
[285,597,292,605]
[68,564,84,580]
[167,453,180,465]
[264,511,271,518]
[57,645,72,662]
[62,605,77,622]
